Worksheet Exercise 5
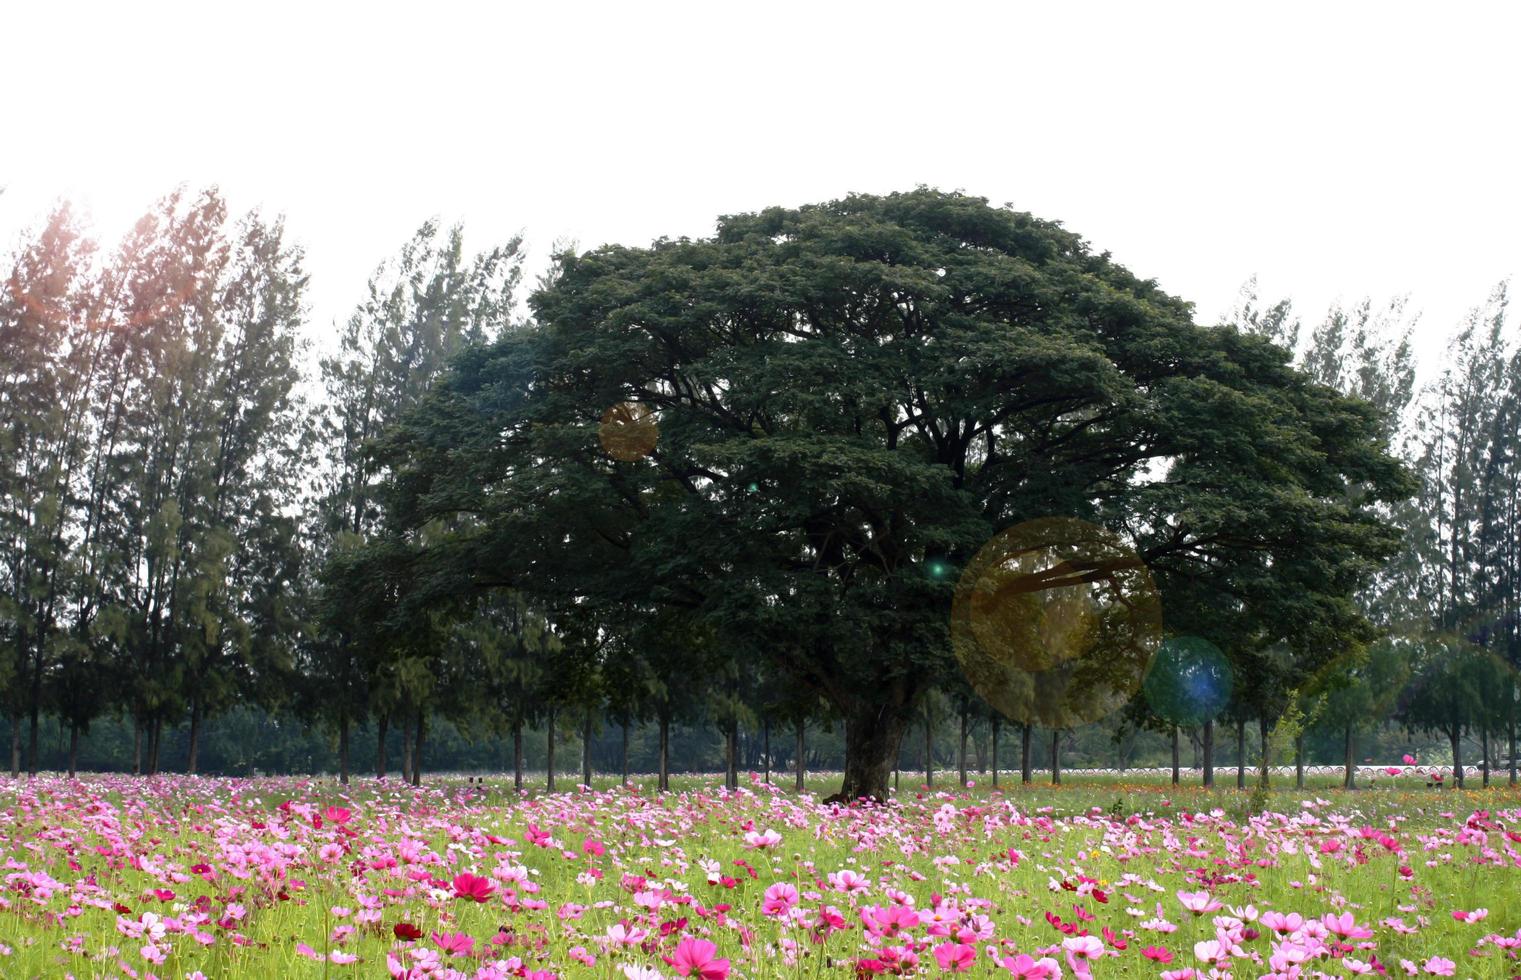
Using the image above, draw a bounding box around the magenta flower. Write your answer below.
[669,937,730,979]
[451,872,496,903]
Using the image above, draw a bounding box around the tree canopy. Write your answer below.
[370,188,1412,799]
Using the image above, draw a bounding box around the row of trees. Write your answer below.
[1,192,308,776]
[1230,284,1521,789]
[2,187,1515,797]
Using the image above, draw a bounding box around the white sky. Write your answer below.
[3,1,1518,380]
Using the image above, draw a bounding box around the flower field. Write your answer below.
[1,775,1519,979]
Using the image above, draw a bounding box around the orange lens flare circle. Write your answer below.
[597,402,659,462]
[950,516,1163,729]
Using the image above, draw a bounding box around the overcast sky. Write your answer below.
[4,1,1518,380]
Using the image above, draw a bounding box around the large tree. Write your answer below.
[375,189,1411,799]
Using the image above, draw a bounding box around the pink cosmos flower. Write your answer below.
[743,829,782,849]
[606,922,650,946]
[1322,911,1374,939]
[1062,935,1104,978]
[863,904,921,937]
[1000,954,1062,978]
[933,942,976,972]
[431,931,475,956]
[1176,891,1222,915]
[762,882,799,917]
[1194,939,1229,967]
[669,937,730,979]
[1423,957,1456,976]
[828,869,870,893]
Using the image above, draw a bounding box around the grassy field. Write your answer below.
[0,771,1518,978]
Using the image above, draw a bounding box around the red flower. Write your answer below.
[393,922,424,941]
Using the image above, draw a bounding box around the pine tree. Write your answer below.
[310,221,522,782]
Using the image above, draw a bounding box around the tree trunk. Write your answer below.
[1295,732,1305,789]
[1253,715,1265,791]
[337,713,350,786]
[67,723,79,778]
[1171,726,1180,785]
[411,709,424,787]
[957,708,969,788]
[1236,718,1246,790]
[725,720,738,791]
[148,717,162,776]
[1509,719,1517,788]
[794,719,805,793]
[1450,727,1464,789]
[1050,729,1061,785]
[1202,719,1215,788]
[186,699,202,776]
[657,709,670,792]
[400,714,413,784]
[27,699,40,777]
[990,716,1000,789]
[922,700,934,788]
[621,719,630,787]
[1343,724,1356,789]
[762,717,770,785]
[10,715,21,778]
[1481,726,1491,788]
[513,719,524,791]
[131,721,141,777]
[546,707,557,792]
[26,651,41,777]
[832,700,915,802]
[1021,724,1032,784]
[582,708,593,790]
[375,712,389,780]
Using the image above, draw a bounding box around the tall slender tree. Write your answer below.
[310,221,522,781]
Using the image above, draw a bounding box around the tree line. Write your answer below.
[1,188,1515,796]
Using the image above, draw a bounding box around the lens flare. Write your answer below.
[1141,636,1233,728]
[597,402,658,462]
[950,517,1162,728]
